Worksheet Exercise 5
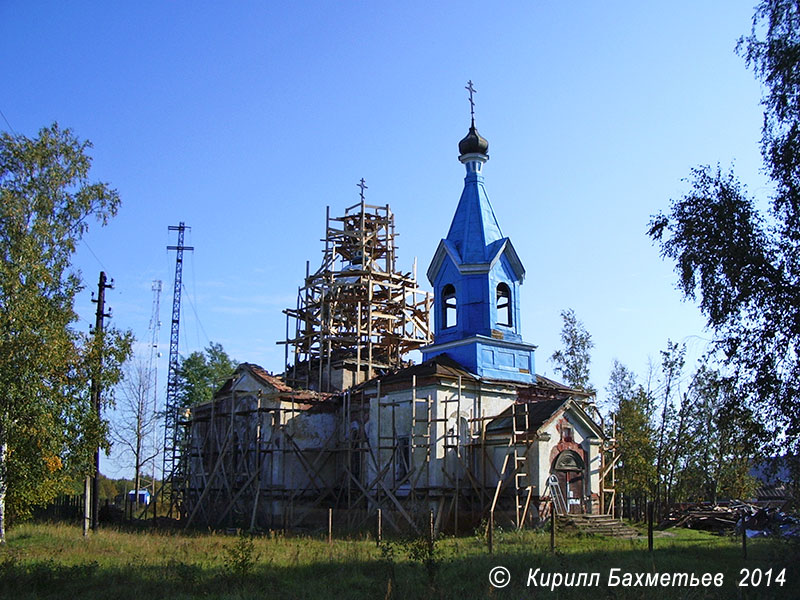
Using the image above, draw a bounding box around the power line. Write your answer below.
[0,107,18,136]
[80,239,108,272]
[182,281,210,348]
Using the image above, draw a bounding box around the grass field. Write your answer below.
[0,521,796,599]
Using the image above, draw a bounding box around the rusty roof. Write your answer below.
[216,362,293,395]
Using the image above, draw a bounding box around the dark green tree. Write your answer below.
[618,389,657,517]
[549,308,595,393]
[606,361,656,518]
[177,342,238,409]
[0,123,128,542]
[648,0,800,479]
[676,362,764,502]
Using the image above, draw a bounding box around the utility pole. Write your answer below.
[90,271,113,531]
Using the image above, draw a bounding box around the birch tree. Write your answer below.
[649,0,800,483]
[112,356,161,515]
[0,124,123,543]
[550,308,595,394]
[653,340,685,514]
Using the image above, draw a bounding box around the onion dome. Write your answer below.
[458,120,489,157]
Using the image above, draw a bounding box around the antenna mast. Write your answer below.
[147,280,162,504]
[162,223,193,518]
[148,280,163,419]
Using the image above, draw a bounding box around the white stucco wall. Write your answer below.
[364,378,518,491]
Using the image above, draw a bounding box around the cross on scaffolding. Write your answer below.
[357,178,368,201]
[465,80,477,120]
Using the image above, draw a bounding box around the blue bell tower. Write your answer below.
[422,109,536,383]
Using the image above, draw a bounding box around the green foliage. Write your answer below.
[405,535,439,577]
[609,350,765,510]
[738,0,800,235]
[67,473,135,501]
[607,361,656,502]
[165,557,202,587]
[377,539,397,598]
[0,123,130,532]
[378,539,396,578]
[3,316,132,524]
[97,475,119,501]
[223,533,259,580]
[605,359,637,414]
[177,342,238,409]
[549,308,595,393]
[649,1,800,472]
[618,387,656,497]
[675,362,764,502]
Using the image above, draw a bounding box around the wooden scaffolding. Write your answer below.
[183,372,537,534]
[182,365,604,533]
[280,198,432,391]
[183,383,342,531]
[337,373,544,536]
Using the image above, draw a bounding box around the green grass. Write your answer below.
[0,521,796,599]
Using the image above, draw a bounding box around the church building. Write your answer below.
[183,95,609,533]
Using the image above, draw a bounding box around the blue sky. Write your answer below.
[2,2,768,477]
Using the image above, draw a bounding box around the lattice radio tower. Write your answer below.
[146,280,162,502]
[162,223,193,518]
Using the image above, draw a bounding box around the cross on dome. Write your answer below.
[465,80,477,121]
[357,178,368,201]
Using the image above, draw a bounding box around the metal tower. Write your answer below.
[162,223,193,518]
[147,280,162,504]
[148,280,163,418]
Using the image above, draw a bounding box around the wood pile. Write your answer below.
[659,503,750,531]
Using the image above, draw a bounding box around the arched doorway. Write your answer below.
[552,450,585,514]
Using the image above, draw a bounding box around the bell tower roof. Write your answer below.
[444,125,504,266]
[427,115,524,283]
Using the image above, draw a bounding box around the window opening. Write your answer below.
[442,284,457,328]
[496,283,512,327]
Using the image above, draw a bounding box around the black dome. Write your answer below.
[458,122,489,156]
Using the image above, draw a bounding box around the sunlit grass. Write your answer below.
[0,521,796,599]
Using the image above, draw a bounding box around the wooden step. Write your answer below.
[558,513,641,539]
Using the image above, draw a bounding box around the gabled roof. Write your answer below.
[427,236,525,283]
[485,394,604,439]
[485,398,566,434]
[203,363,336,414]
[216,362,293,395]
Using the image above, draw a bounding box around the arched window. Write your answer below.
[553,449,585,472]
[442,284,457,328]
[496,283,512,327]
